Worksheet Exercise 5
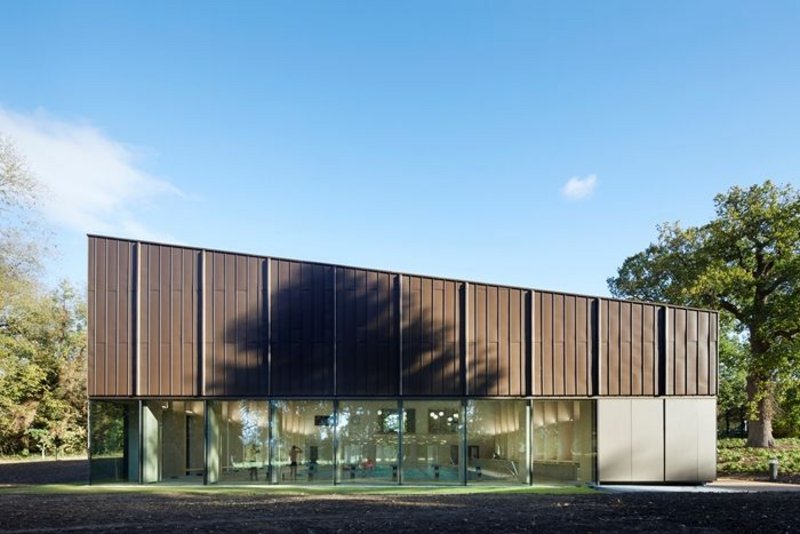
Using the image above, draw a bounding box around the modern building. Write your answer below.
[87,235,718,486]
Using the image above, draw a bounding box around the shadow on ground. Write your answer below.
[0,458,88,485]
[2,461,800,532]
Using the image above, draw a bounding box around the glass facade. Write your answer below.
[272,400,335,484]
[531,400,595,484]
[208,400,270,484]
[89,398,596,486]
[336,401,400,484]
[466,400,528,484]
[402,400,463,484]
[141,400,205,484]
[89,400,139,483]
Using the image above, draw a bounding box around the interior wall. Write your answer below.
[207,403,220,484]
[142,402,160,483]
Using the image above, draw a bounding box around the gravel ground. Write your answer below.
[1,460,799,533]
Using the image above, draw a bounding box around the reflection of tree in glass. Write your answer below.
[336,409,350,439]
[90,402,127,456]
[378,409,413,433]
[238,401,261,451]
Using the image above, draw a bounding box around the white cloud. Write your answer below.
[561,174,598,200]
[0,106,178,241]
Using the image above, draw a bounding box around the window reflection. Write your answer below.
[402,401,463,484]
[271,400,334,484]
[89,401,139,483]
[531,400,595,483]
[466,400,528,484]
[207,401,269,484]
[337,401,399,484]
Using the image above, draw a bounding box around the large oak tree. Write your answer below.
[608,181,800,447]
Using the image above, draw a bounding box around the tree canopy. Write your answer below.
[609,180,800,447]
[0,135,86,457]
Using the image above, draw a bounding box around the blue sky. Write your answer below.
[1,1,799,296]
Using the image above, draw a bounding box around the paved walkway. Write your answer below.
[598,477,800,493]
[709,477,800,492]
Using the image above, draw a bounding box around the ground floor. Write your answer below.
[89,397,715,486]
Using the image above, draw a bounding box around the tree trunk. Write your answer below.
[746,373,775,448]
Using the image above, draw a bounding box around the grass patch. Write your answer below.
[0,454,87,464]
[0,483,596,497]
[718,437,800,476]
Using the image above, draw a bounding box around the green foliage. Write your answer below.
[608,181,800,445]
[717,330,748,436]
[774,373,800,438]
[0,135,48,310]
[89,402,127,457]
[0,282,87,456]
[717,438,800,476]
[1,136,86,457]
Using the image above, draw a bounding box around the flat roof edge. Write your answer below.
[87,233,719,314]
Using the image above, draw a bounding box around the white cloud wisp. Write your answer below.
[0,107,178,242]
[561,174,598,200]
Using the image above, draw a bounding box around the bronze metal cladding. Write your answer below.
[666,308,718,396]
[139,243,200,397]
[204,252,266,396]
[401,276,462,395]
[335,268,398,395]
[533,292,593,396]
[87,237,136,396]
[468,284,527,396]
[599,300,660,396]
[87,236,719,399]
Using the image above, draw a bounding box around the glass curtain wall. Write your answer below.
[401,400,463,484]
[271,400,335,484]
[531,400,595,483]
[89,399,599,486]
[142,400,205,484]
[89,400,139,483]
[465,400,528,484]
[336,401,400,484]
[207,401,270,484]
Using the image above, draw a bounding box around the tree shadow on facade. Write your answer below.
[210,259,484,398]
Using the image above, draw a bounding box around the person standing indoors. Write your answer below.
[289,446,302,481]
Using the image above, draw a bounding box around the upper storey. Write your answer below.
[87,236,718,399]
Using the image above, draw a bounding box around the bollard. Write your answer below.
[768,458,779,481]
